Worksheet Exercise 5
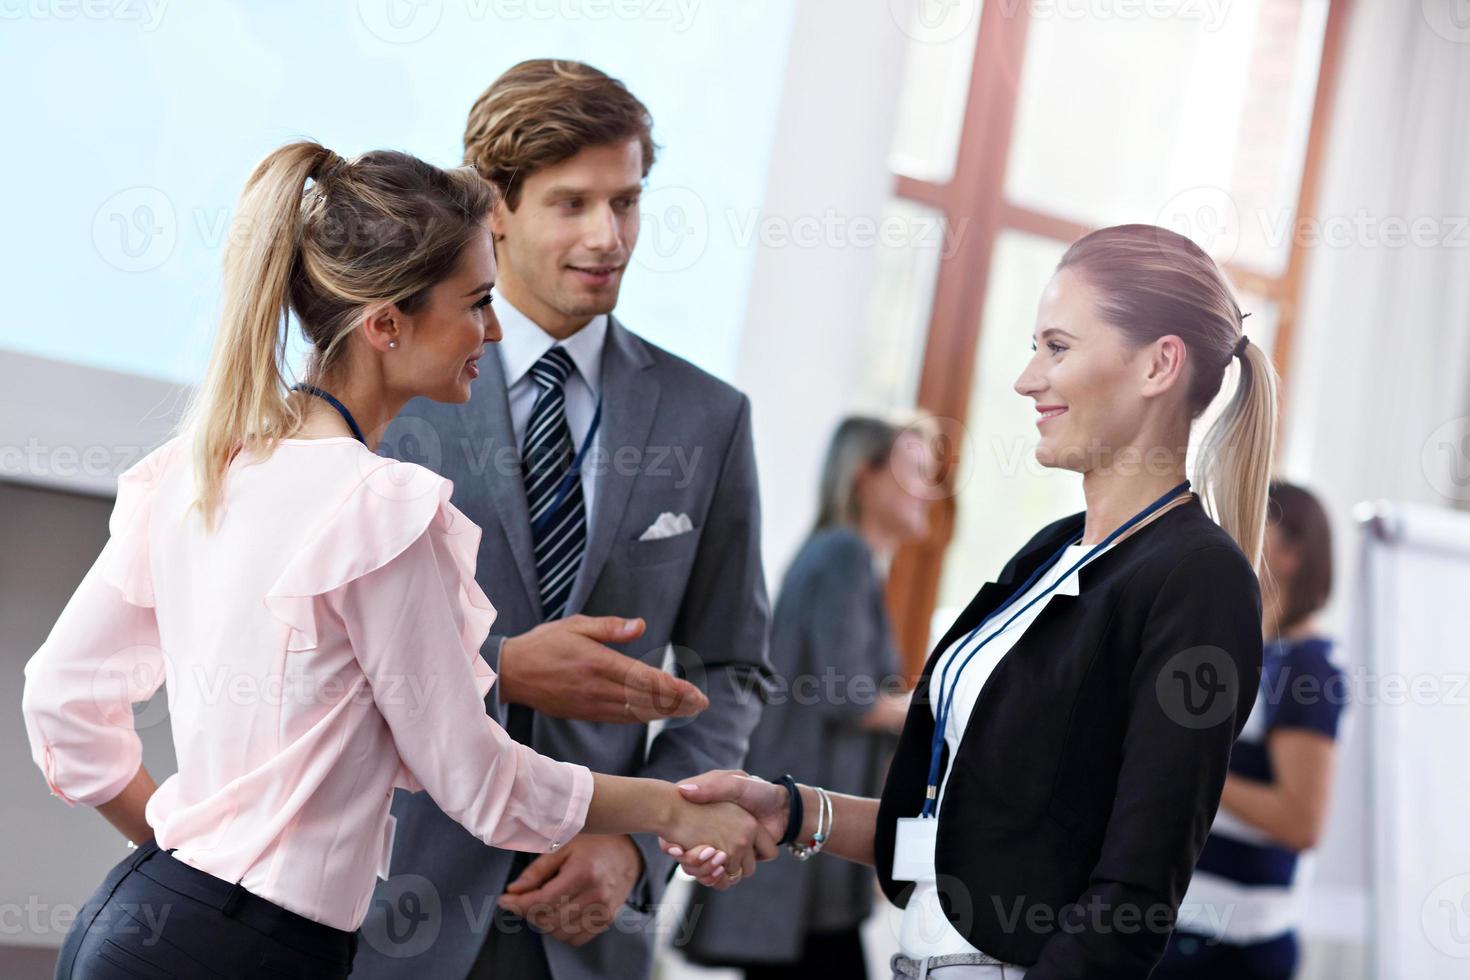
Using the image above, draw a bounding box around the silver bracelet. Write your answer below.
[788,785,832,861]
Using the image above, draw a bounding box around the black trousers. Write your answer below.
[741,927,868,980]
[1152,929,1299,980]
[53,838,358,979]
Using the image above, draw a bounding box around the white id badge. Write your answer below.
[892,817,938,882]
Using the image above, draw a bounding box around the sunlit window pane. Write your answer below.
[888,0,984,183]
[1004,0,1328,274]
[853,198,949,412]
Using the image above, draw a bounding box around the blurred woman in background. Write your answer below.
[1155,481,1345,980]
[677,415,935,980]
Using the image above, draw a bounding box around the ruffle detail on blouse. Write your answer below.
[261,458,498,683]
[99,437,181,608]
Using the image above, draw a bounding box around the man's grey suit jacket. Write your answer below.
[351,316,772,980]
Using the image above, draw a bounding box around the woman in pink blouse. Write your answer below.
[22,141,769,980]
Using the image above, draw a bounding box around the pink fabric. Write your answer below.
[21,434,593,931]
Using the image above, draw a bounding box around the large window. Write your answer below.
[1006,0,1330,276]
[878,0,1348,674]
[0,4,796,388]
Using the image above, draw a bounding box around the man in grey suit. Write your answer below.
[351,59,773,980]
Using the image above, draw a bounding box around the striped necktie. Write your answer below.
[522,346,586,621]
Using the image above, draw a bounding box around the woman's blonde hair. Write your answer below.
[1057,224,1279,571]
[179,140,495,532]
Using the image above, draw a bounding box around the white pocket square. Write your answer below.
[639,512,694,541]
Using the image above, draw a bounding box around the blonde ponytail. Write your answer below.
[182,142,336,532]
[1193,338,1279,572]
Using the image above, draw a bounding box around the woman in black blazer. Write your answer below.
[663,224,1278,980]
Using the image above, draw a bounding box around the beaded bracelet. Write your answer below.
[789,786,832,861]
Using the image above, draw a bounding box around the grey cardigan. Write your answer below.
[678,526,901,965]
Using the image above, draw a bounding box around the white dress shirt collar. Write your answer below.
[493,286,608,395]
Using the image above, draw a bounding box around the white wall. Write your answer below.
[0,349,188,498]
[731,0,912,589]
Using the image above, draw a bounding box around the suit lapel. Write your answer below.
[564,317,658,615]
[472,346,542,617]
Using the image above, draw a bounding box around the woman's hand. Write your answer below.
[860,688,913,734]
[660,770,788,889]
[661,789,778,884]
[96,766,158,845]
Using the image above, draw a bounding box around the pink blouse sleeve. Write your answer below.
[22,443,172,807]
[310,466,592,853]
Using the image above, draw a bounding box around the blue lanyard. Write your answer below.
[292,384,366,445]
[528,399,603,539]
[920,479,1192,817]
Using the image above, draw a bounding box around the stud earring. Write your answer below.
[388,341,398,349]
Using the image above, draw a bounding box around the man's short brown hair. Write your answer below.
[463,59,657,209]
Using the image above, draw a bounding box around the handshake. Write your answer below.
[657,770,796,889]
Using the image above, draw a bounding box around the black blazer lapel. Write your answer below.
[920,512,1087,681]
